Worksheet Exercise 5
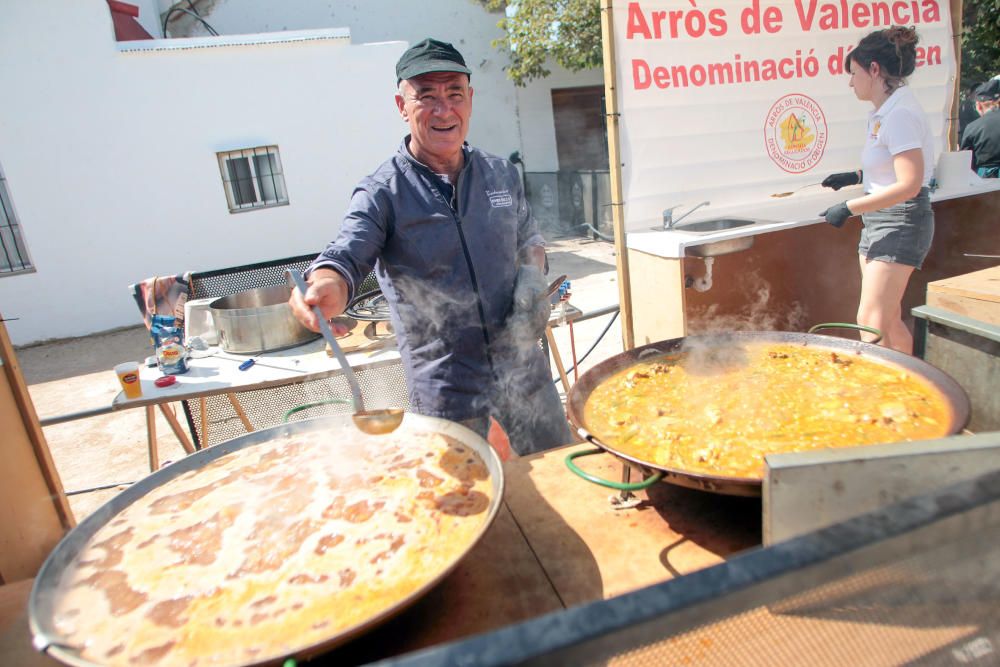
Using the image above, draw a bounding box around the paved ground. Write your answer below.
[18,236,623,522]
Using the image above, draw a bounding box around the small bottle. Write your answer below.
[555,280,570,324]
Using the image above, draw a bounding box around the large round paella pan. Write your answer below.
[30,413,504,667]
[566,329,970,497]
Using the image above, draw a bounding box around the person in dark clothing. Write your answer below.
[288,38,573,455]
[958,81,981,138]
[960,78,1000,178]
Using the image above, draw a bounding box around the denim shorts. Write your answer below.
[858,188,934,269]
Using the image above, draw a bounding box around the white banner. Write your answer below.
[612,0,955,229]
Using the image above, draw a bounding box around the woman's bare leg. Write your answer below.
[857,255,915,354]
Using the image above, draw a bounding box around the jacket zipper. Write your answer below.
[450,168,496,371]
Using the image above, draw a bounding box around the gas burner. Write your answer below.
[345,288,392,321]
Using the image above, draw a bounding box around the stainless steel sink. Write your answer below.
[674,218,764,257]
[673,217,757,234]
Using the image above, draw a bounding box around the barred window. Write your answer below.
[217,146,289,213]
[0,162,33,275]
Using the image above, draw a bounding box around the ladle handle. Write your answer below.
[287,270,365,413]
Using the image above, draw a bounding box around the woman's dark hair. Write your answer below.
[845,26,919,91]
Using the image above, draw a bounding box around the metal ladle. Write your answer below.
[287,270,403,435]
[771,181,823,198]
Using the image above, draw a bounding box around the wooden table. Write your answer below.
[925,264,1000,325]
[0,580,60,667]
[1,444,762,666]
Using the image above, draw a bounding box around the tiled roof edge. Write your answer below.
[117,27,351,53]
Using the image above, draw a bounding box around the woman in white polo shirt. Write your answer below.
[820,26,935,355]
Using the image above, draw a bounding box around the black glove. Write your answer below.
[821,171,862,191]
[819,202,853,228]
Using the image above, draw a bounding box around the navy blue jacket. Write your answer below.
[309,139,548,420]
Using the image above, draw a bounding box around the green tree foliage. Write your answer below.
[962,0,1000,88]
[480,0,603,86]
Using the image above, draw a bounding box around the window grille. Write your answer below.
[0,162,33,275]
[217,146,289,213]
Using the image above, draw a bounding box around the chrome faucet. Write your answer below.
[661,201,711,230]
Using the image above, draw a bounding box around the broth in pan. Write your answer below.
[583,342,953,479]
[49,429,493,666]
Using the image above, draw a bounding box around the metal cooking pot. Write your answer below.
[565,330,971,497]
[210,284,320,354]
[30,414,505,667]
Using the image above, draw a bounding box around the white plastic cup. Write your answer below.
[114,361,142,399]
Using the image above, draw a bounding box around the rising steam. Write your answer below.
[687,271,806,335]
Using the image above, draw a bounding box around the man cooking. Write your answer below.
[289,38,573,455]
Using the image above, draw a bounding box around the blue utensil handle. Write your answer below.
[238,358,256,371]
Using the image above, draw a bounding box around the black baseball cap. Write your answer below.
[975,79,1000,101]
[395,38,471,84]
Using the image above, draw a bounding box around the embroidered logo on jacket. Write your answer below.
[487,189,513,208]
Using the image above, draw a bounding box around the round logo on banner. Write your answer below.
[764,94,828,173]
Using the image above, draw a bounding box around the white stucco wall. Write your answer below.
[172,0,602,167]
[0,2,403,345]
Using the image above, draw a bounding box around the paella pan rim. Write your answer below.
[567,330,972,497]
[30,414,505,667]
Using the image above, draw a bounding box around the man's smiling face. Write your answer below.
[396,71,473,168]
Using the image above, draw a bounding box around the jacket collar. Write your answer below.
[397,136,471,179]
